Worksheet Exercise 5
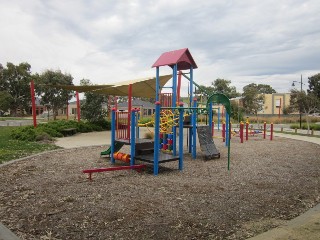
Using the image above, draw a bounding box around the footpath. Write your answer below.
[1,130,319,240]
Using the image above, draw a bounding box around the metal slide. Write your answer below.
[197,126,220,160]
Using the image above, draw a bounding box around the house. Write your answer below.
[117,99,155,118]
[259,93,291,115]
[231,93,291,115]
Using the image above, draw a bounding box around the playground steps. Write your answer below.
[197,126,220,160]
[135,152,180,163]
[115,138,154,156]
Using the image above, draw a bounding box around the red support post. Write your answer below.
[222,122,226,142]
[270,123,273,141]
[212,121,215,137]
[240,122,244,143]
[127,84,132,140]
[76,91,81,122]
[177,70,182,104]
[263,122,266,139]
[30,80,37,128]
[246,122,249,141]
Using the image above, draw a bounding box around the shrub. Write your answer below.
[290,123,320,130]
[139,117,153,126]
[11,119,112,142]
[35,132,53,141]
[144,131,154,139]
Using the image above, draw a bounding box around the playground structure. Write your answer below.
[28,48,277,178]
[30,48,235,176]
[105,48,233,175]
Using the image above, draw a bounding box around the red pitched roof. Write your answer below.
[152,48,198,70]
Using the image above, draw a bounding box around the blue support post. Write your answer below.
[209,102,213,135]
[136,111,140,139]
[189,66,194,154]
[218,107,220,131]
[189,66,193,109]
[111,108,116,164]
[156,67,160,102]
[130,109,136,166]
[192,98,197,159]
[188,128,192,153]
[179,103,184,170]
[153,101,161,176]
[172,64,177,156]
[225,112,229,147]
[172,64,177,107]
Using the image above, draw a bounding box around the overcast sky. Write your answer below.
[1,0,319,95]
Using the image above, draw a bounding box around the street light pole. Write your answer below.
[292,75,303,129]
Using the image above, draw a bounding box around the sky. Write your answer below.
[1,0,320,95]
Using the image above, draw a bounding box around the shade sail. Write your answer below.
[45,85,114,92]
[46,75,172,98]
[91,75,172,98]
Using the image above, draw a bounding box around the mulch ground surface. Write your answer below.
[0,136,319,240]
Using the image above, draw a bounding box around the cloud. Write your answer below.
[0,0,319,94]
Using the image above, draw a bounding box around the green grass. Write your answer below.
[0,127,60,164]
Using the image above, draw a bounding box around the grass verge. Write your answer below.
[274,130,320,138]
[0,127,60,164]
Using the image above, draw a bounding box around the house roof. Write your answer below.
[152,48,198,70]
[118,99,155,108]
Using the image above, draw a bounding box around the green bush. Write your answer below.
[139,117,153,126]
[35,132,53,141]
[290,123,320,130]
[11,119,112,141]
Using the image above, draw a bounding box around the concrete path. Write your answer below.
[54,131,111,148]
[54,128,151,149]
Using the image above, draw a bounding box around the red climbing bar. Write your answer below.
[240,122,244,143]
[270,123,273,141]
[212,121,215,137]
[263,122,266,139]
[222,122,226,142]
[116,111,130,140]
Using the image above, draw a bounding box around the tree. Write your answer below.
[256,84,276,94]
[308,73,320,99]
[289,90,320,133]
[242,83,265,116]
[0,91,13,113]
[0,62,32,116]
[36,70,74,120]
[230,100,245,122]
[211,78,240,99]
[80,79,107,123]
